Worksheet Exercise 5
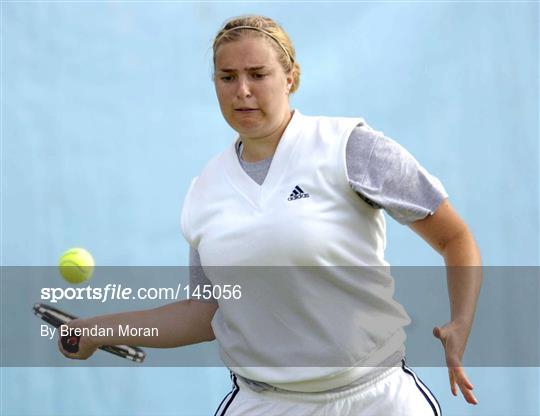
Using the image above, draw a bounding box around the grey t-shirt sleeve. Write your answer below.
[346,125,449,225]
[189,247,219,303]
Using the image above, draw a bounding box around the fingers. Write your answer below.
[450,366,478,405]
[448,368,457,396]
[57,336,79,360]
[57,325,96,360]
[446,355,477,404]
[435,322,478,405]
[455,366,474,390]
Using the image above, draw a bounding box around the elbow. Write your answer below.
[441,228,482,265]
[440,228,468,254]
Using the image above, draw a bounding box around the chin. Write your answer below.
[233,120,263,135]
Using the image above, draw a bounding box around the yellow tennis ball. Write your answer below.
[58,248,95,284]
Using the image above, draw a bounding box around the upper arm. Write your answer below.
[408,198,469,255]
[190,299,219,317]
[346,128,449,225]
[189,246,219,304]
[188,299,218,341]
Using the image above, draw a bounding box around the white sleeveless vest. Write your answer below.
[181,110,411,391]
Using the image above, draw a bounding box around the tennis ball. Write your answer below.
[58,248,95,284]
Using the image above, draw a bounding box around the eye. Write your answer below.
[220,75,234,82]
[252,73,267,79]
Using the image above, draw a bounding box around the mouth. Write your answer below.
[235,108,259,112]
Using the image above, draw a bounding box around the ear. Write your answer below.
[286,71,294,92]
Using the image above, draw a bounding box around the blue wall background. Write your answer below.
[2,1,538,415]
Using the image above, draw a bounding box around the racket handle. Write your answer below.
[61,335,81,353]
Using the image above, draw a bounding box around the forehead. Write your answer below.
[214,36,280,70]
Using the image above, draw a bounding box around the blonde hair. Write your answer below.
[212,15,301,94]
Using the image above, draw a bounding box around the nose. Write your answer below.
[236,77,252,99]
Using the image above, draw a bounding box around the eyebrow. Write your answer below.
[217,66,268,73]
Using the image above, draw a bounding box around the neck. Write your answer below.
[240,109,293,162]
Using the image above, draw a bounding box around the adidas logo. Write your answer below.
[287,185,310,201]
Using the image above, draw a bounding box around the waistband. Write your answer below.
[235,330,405,393]
[236,363,403,403]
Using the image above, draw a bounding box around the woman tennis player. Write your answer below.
[60,15,482,415]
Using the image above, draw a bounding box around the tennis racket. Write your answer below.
[33,303,146,363]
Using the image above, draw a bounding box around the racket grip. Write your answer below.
[61,335,81,353]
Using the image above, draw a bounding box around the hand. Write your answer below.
[58,319,99,360]
[433,321,478,405]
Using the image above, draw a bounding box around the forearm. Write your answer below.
[442,230,483,329]
[74,300,216,348]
